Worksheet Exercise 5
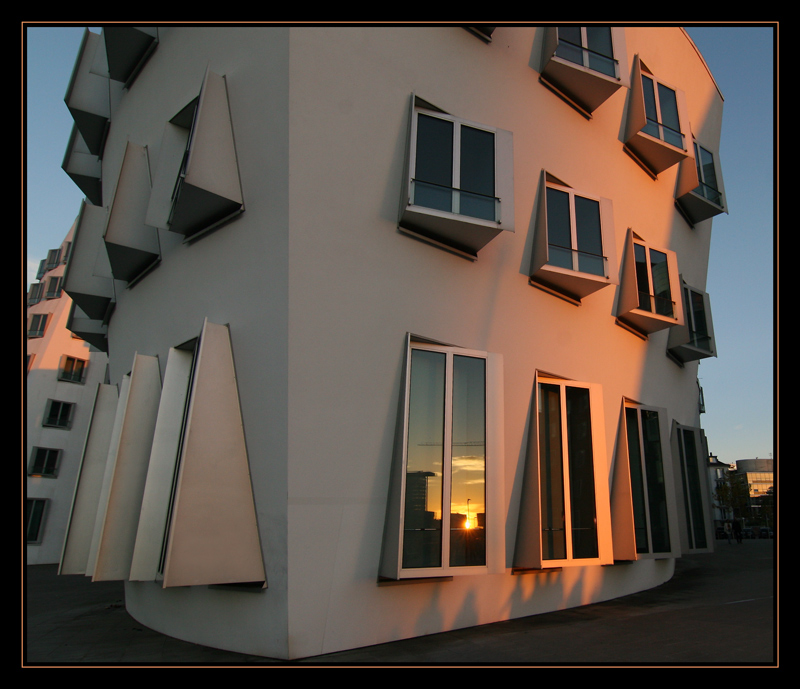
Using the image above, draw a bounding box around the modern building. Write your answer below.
[54,25,725,659]
[26,224,108,564]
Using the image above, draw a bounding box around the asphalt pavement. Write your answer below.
[24,536,776,666]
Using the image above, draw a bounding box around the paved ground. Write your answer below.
[23,537,776,666]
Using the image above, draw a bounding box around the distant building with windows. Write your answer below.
[26,223,108,564]
[54,25,725,659]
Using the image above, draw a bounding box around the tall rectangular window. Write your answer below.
[625,407,671,554]
[546,185,606,277]
[693,143,722,205]
[402,345,487,571]
[634,242,674,318]
[413,111,497,222]
[26,499,48,543]
[676,427,708,550]
[641,76,683,149]
[27,314,49,338]
[555,26,616,77]
[539,380,599,562]
[684,286,711,351]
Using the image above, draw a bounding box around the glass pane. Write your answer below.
[634,243,651,311]
[625,408,649,553]
[586,27,615,76]
[565,386,598,559]
[641,410,670,553]
[449,355,486,567]
[414,114,453,213]
[641,76,660,138]
[574,195,604,276]
[649,249,673,317]
[539,383,566,560]
[695,145,721,203]
[657,83,682,148]
[680,429,707,549]
[555,26,583,65]
[460,126,495,221]
[402,349,445,568]
[546,187,573,270]
[689,290,710,349]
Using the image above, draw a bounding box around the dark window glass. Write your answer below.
[634,243,651,311]
[539,383,566,560]
[546,187,573,270]
[414,114,454,213]
[657,83,682,147]
[586,27,615,76]
[459,126,495,221]
[649,248,673,317]
[641,410,670,553]
[625,408,649,553]
[574,196,604,276]
[565,386,598,559]
[555,26,583,65]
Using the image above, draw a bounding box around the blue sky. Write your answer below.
[23,24,776,465]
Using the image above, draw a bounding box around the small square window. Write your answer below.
[43,400,75,429]
[624,56,691,176]
[29,447,62,477]
[27,313,49,338]
[667,282,717,363]
[530,171,618,302]
[27,283,45,306]
[46,276,63,299]
[540,27,628,116]
[58,356,88,383]
[617,229,683,336]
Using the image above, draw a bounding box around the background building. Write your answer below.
[53,25,724,659]
[26,223,108,564]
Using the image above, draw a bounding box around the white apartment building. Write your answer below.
[55,25,725,659]
[26,224,108,564]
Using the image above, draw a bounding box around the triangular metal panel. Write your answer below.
[162,320,266,588]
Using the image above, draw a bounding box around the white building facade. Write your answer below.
[56,26,725,659]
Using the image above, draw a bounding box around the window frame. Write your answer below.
[624,55,691,176]
[529,171,618,302]
[409,107,500,224]
[380,335,505,581]
[28,447,63,478]
[42,399,75,429]
[617,229,684,336]
[671,423,714,553]
[26,498,49,544]
[46,276,63,299]
[554,26,619,80]
[612,402,680,561]
[58,355,89,384]
[27,313,49,338]
[399,96,514,259]
[28,282,45,306]
[513,372,613,571]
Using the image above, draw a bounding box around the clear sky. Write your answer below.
[23,24,777,466]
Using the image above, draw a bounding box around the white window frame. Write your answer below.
[399,96,515,259]
[617,402,678,559]
[534,374,613,568]
[672,423,714,553]
[554,26,619,79]
[380,335,505,580]
[409,107,500,224]
[640,73,684,150]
